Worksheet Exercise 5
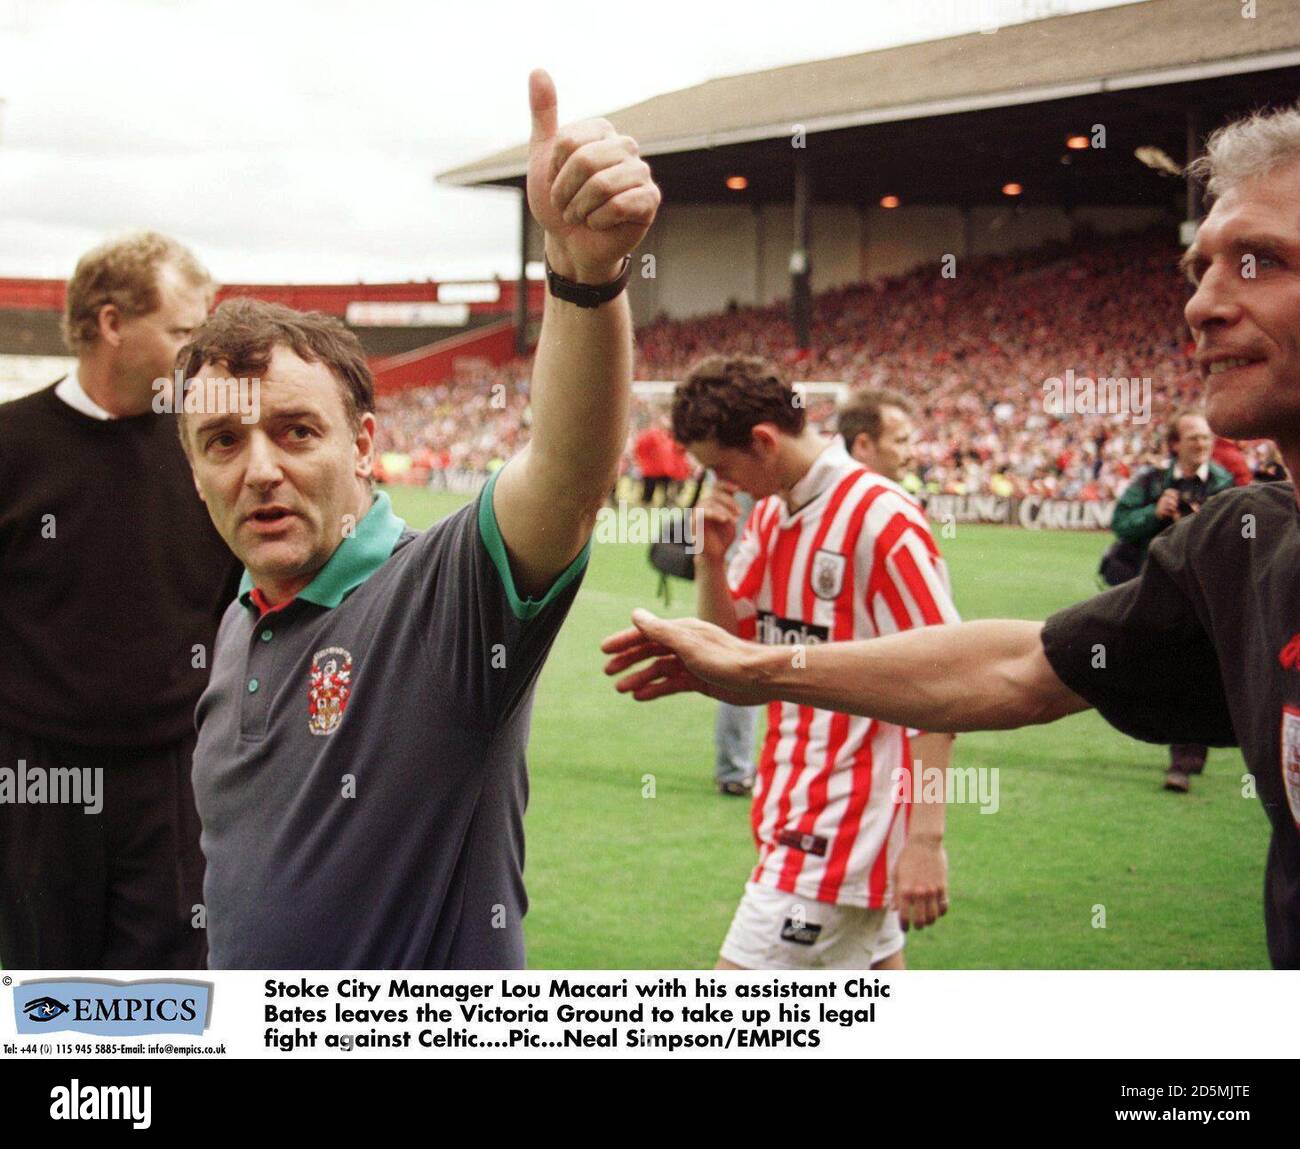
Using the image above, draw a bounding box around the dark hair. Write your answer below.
[670,354,804,448]
[837,388,914,451]
[174,298,373,445]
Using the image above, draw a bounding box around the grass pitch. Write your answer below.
[387,485,1270,970]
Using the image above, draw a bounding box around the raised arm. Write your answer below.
[693,480,748,634]
[602,612,1090,733]
[492,69,660,597]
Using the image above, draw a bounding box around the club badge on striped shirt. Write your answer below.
[811,548,846,600]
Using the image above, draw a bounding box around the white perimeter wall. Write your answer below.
[627,202,1166,322]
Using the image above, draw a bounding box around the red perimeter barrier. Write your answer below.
[0,277,543,319]
[370,319,519,395]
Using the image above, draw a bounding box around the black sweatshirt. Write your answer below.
[1043,482,1300,968]
[0,382,241,749]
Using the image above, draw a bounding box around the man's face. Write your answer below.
[1173,414,1213,472]
[851,405,914,482]
[685,432,782,499]
[114,262,210,388]
[1184,158,1300,441]
[186,345,374,592]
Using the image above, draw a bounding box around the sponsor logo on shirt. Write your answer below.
[755,611,829,647]
[308,646,353,736]
[810,548,846,600]
[1281,705,1300,829]
[777,829,829,856]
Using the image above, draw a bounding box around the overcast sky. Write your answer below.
[0,0,1140,284]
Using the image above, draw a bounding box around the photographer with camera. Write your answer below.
[1108,409,1233,792]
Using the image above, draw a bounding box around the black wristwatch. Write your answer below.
[545,255,632,308]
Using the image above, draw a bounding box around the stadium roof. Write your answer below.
[439,0,1300,206]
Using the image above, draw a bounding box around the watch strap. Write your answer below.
[545,256,632,308]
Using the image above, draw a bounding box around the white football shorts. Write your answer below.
[719,881,905,970]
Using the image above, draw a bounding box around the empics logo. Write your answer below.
[50,1080,151,1130]
[14,980,211,1036]
[21,995,69,1022]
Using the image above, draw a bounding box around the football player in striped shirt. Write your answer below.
[664,356,960,970]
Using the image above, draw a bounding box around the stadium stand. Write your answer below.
[3,228,1266,501]
[376,227,1277,499]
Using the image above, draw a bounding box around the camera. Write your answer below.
[1173,479,1202,518]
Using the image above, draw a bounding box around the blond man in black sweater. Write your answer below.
[0,233,240,969]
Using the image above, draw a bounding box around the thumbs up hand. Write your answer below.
[526,68,660,285]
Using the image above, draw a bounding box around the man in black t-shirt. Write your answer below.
[603,102,1300,968]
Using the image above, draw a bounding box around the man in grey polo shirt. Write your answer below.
[178,70,659,968]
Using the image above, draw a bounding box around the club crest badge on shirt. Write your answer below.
[811,549,846,600]
[1280,705,1300,828]
[308,646,353,736]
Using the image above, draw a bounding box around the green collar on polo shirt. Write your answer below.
[237,489,408,613]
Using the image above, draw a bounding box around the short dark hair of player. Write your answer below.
[837,388,914,452]
[174,297,375,448]
[671,354,805,448]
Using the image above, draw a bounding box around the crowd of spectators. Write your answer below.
[374,365,532,488]
[375,229,1279,499]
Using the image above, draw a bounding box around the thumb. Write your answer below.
[529,68,558,144]
[631,607,668,640]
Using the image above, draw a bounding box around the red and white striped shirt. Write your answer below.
[727,439,960,909]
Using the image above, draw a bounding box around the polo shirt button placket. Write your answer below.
[240,622,279,740]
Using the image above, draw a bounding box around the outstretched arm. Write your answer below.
[601,611,1090,732]
[492,69,660,598]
